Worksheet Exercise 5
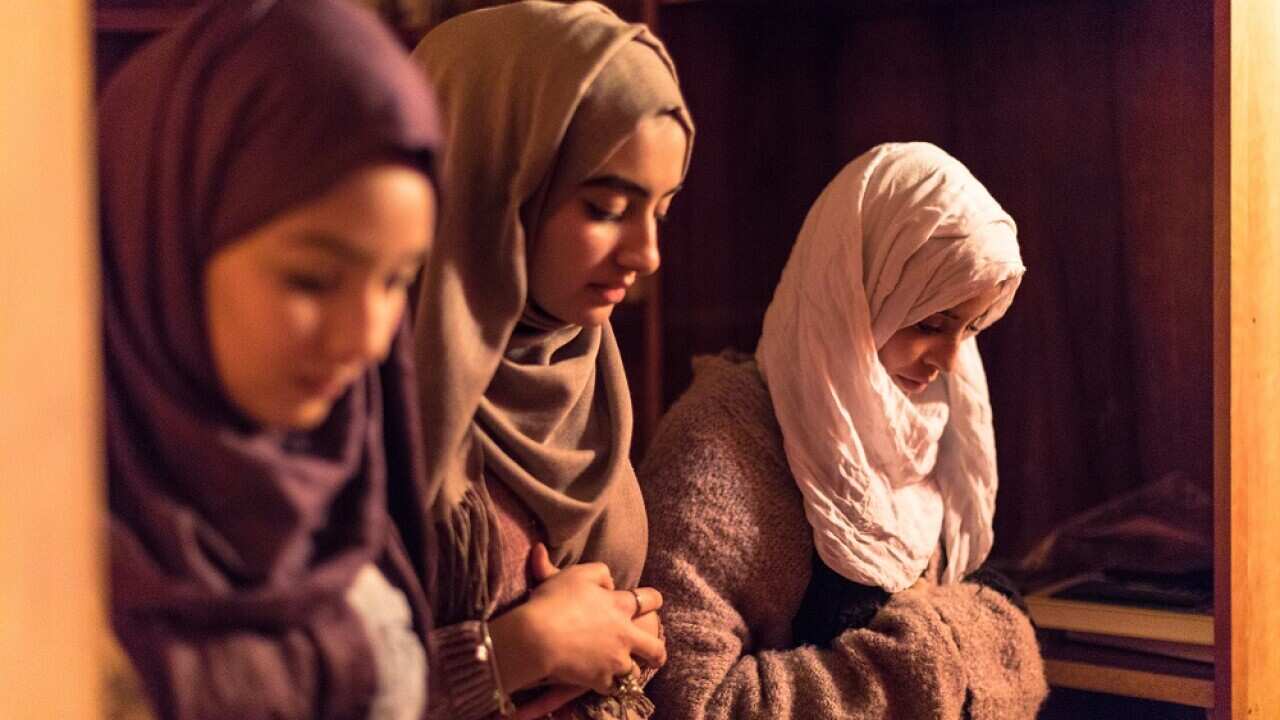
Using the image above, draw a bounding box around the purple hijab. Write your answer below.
[100,0,441,716]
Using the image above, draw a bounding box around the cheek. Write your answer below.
[530,214,616,296]
[368,291,409,359]
[206,273,320,406]
[877,335,921,374]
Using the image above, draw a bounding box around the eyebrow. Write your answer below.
[936,308,993,331]
[286,232,426,267]
[581,174,683,200]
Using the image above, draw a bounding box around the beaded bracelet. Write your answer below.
[478,621,517,717]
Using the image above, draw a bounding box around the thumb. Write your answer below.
[530,543,559,582]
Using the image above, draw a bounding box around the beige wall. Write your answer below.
[0,0,102,718]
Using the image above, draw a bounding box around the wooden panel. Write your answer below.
[1114,0,1214,496]
[947,0,1142,559]
[1217,0,1280,715]
[656,1,951,411]
[0,0,103,718]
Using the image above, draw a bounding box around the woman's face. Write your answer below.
[527,114,687,327]
[205,162,435,430]
[877,284,1006,396]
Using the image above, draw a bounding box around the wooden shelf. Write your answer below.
[1040,634,1214,709]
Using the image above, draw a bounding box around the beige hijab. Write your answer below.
[410,1,692,619]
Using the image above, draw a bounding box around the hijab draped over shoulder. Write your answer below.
[409,0,693,622]
[100,0,441,714]
[756,143,1024,592]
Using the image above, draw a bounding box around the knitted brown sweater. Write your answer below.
[639,355,1047,720]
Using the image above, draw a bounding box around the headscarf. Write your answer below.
[100,0,441,714]
[756,142,1023,592]
[409,0,693,620]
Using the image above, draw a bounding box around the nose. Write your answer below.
[324,286,395,365]
[924,333,963,375]
[615,217,661,277]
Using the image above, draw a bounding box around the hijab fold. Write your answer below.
[410,1,692,619]
[100,0,441,713]
[756,143,1023,592]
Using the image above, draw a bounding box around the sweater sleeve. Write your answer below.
[114,602,378,720]
[641,444,962,719]
[425,621,509,720]
[639,367,1046,720]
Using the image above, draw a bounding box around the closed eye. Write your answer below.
[584,200,624,222]
[283,271,339,294]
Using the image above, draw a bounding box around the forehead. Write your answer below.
[941,283,1007,321]
[594,114,688,191]
[261,164,435,259]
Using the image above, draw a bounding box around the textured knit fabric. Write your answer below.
[641,354,1046,720]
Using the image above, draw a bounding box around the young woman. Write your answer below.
[407,3,693,718]
[640,143,1048,719]
[101,1,442,717]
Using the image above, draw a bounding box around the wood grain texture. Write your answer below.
[1045,660,1214,709]
[0,0,103,717]
[1220,0,1280,715]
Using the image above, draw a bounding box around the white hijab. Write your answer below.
[756,142,1024,592]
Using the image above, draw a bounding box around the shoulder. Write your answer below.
[642,352,784,477]
[639,352,806,549]
[641,354,782,487]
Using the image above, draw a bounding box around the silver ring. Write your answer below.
[609,663,644,697]
[629,588,643,618]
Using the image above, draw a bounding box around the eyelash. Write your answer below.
[283,270,416,295]
[584,201,624,222]
[283,272,338,294]
[386,270,418,291]
[585,200,671,225]
[915,321,981,335]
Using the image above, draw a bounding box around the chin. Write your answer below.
[554,302,615,328]
[277,398,335,431]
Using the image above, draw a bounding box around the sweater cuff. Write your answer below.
[930,584,1048,719]
[428,621,512,720]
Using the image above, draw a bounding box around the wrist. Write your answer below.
[489,604,552,692]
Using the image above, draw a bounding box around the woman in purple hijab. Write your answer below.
[99,0,442,717]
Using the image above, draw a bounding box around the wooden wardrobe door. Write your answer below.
[0,0,104,718]
[1214,0,1280,715]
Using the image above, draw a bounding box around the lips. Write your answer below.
[587,282,631,305]
[894,374,931,394]
[295,371,355,400]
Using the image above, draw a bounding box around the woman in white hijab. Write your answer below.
[640,143,1046,719]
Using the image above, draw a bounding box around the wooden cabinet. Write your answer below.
[2,1,102,718]
[634,0,1279,716]
[88,0,1278,715]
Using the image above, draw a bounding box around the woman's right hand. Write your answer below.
[488,544,666,696]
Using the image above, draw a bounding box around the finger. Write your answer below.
[529,543,559,582]
[633,609,662,638]
[591,671,616,696]
[626,624,668,668]
[512,685,588,720]
[574,561,615,590]
[633,587,663,615]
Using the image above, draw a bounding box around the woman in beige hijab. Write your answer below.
[408,3,693,719]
